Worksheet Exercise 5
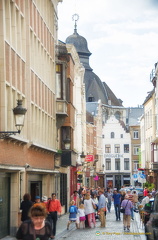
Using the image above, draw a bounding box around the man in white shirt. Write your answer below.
[141,193,152,206]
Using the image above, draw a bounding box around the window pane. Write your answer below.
[56,73,61,98]
[106,158,111,170]
[111,132,114,138]
[133,131,139,139]
[133,146,139,155]
[115,144,120,153]
[105,144,111,153]
[124,158,129,170]
[124,144,129,153]
[115,158,120,170]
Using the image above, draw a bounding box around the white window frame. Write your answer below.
[133,130,139,139]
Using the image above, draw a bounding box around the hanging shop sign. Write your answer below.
[85,155,94,162]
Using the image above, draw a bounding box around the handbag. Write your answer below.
[91,199,96,209]
[120,200,129,214]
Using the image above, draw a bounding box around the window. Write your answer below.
[115,144,120,153]
[134,161,139,171]
[121,134,123,138]
[115,158,120,170]
[56,64,63,99]
[124,144,129,153]
[115,111,121,120]
[124,158,129,170]
[88,96,94,102]
[66,78,70,102]
[106,158,111,170]
[133,146,139,155]
[105,144,111,153]
[133,130,139,139]
[111,132,115,138]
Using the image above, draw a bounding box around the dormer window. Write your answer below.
[88,96,94,102]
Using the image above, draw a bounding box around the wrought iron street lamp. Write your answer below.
[0,99,27,139]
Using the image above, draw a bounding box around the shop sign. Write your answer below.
[105,154,123,158]
[85,155,94,162]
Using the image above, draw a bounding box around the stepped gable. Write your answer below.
[119,119,127,132]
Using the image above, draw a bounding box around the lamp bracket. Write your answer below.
[0,130,20,139]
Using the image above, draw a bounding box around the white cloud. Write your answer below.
[58,0,158,107]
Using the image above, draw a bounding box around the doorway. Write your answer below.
[0,174,10,238]
[30,181,42,202]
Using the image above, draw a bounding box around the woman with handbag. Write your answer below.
[121,195,133,232]
[84,193,96,228]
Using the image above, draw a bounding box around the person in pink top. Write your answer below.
[70,190,80,207]
[143,187,148,197]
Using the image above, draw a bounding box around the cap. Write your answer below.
[42,196,48,201]
[35,196,40,199]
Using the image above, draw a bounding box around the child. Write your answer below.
[67,200,79,230]
[78,204,86,228]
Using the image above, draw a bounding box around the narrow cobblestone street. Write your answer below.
[57,204,147,240]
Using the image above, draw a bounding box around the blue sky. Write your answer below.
[58,0,158,107]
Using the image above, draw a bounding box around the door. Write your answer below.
[30,181,42,202]
[0,174,10,238]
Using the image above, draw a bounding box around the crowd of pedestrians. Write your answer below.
[16,185,157,239]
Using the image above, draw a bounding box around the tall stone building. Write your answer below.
[0,0,62,238]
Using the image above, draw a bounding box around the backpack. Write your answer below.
[69,206,75,213]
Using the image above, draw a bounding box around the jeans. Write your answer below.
[114,204,120,220]
[107,201,112,212]
[49,211,58,236]
[131,207,134,219]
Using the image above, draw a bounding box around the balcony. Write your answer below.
[151,162,158,171]
[56,100,68,128]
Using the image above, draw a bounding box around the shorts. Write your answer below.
[80,216,86,221]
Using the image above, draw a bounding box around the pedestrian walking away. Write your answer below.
[98,188,106,228]
[47,193,61,239]
[16,205,52,240]
[78,203,86,228]
[67,200,79,230]
[121,194,133,232]
[112,188,121,221]
[20,193,33,222]
[105,188,113,213]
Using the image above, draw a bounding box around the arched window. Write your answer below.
[111,132,114,138]
[115,111,121,120]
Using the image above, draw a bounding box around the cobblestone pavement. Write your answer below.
[56,205,147,240]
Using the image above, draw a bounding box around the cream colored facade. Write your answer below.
[66,44,86,164]
[143,91,155,170]
[0,0,62,238]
